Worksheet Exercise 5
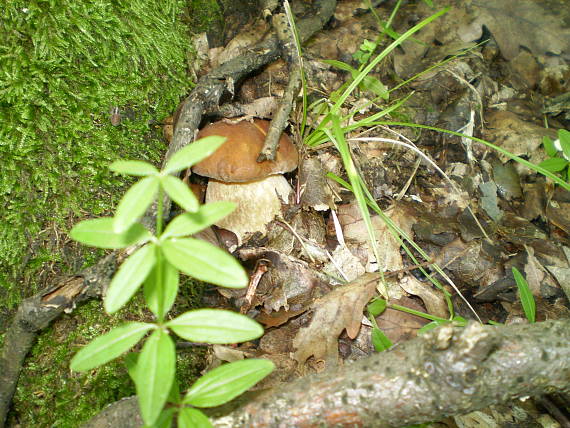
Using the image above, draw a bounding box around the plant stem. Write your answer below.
[388,303,447,323]
[155,245,164,323]
[156,187,164,237]
[155,186,164,322]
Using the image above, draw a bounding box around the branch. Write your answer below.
[0,253,117,426]
[82,319,570,427]
[215,320,570,427]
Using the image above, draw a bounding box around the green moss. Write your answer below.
[10,300,137,426]
[0,0,194,306]
[187,0,223,34]
[10,285,208,426]
[2,1,226,424]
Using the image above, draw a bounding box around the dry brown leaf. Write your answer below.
[339,203,417,275]
[376,297,429,344]
[299,157,335,211]
[482,111,556,164]
[523,245,545,296]
[208,21,269,68]
[323,245,366,282]
[398,276,448,319]
[292,273,378,367]
[256,307,306,328]
[237,247,333,313]
[470,0,570,60]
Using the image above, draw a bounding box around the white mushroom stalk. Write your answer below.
[205,176,293,243]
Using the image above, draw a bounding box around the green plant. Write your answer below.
[69,136,274,426]
[539,129,570,183]
[366,298,392,351]
[512,267,536,323]
[366,265,538,337]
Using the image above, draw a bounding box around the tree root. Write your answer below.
[81,319,570,428]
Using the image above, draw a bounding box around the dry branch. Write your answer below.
[82,319,570,428]
[0,254,117,426]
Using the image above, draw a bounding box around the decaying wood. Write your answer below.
[258,7,303,162]
[0,254,117,426]
[81,319,570,427]
[0,2,337,425]
[165,0,337,168]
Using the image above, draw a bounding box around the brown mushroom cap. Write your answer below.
[193,119,299,182]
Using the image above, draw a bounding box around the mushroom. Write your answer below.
[193,119,299,244]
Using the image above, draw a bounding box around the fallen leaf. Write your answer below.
[292,273,378,367]
[470,0,570,60]
[523,245,545,296]
[339,203,417,274]
[299,157,336,211]
[398,276,448,319]
[376,297,429,344]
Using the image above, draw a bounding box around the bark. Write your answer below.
[0,254,117,426]
[82,319,570,428]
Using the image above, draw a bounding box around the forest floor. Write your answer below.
[3,0,570,426]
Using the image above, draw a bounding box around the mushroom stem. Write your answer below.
[205,175,293,244]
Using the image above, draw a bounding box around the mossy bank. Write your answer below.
[0,0,194,309]
[1,0,221,424]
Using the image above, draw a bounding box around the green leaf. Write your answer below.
[163,136,227,174]
[452,315,467,326]
[512,267,536,323]
[70,322,154,371]
[178,408,213,428]
[321,59,357,74]
[543,136,558,157]
[360,76,389,100]
[70,218,152,249]
[166,309,264,344]
[114,176,159,233]
[558,129,570,160]
[160,175,199,213]
[184,359,274,408]
[417,320,443,335]
[105,244,157,314]
[110,160,159,176]
[367,298,387,317]
[144,257,179,320]
[143,408,175,428]
[162,238,247,288]
[162,202,236,239]
[538,157,568,172]
[124,352,139,382]
[168,379,182,405]
[137,330,176,425]
[371,326,393,352]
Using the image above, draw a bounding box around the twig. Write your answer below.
[258,2,303,162]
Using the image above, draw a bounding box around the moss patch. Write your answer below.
[9,278,207,426]
[0,0,194,307]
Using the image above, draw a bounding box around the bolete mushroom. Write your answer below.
[193,119,298,243]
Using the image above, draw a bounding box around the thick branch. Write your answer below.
[82,319,570,428]
[215,320,570,427]
[0,253,117,426]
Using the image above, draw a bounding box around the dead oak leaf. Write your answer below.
[471,0,570,60]
[292,273,378,368]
